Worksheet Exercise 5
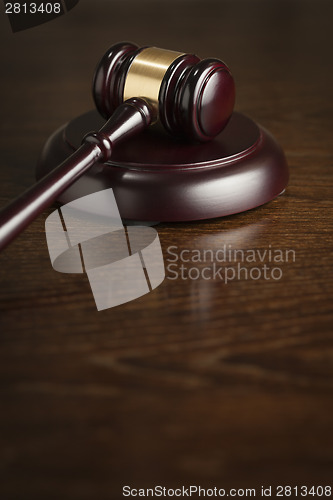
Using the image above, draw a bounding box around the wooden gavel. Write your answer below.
[0,42,235,251]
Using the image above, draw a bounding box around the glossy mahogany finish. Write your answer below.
[0,41,236,251]
[93,42,235,142]
[93,42,140,120]
[177,59,236,141]
[36,110,289,222]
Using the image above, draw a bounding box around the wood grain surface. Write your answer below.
[0,1,332,499]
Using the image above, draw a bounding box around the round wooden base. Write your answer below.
[36,111,288,221]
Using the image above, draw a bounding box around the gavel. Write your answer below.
[0,42,235,251]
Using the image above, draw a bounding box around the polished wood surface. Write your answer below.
[0,1,332,499]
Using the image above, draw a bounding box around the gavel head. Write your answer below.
[93,42,236,142]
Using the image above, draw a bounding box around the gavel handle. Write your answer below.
[0,98,152,252]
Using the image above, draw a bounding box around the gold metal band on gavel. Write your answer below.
[123,47,184,120]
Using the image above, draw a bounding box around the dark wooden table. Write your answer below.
[0,1,332,499]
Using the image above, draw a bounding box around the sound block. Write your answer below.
[36,111,288,221]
